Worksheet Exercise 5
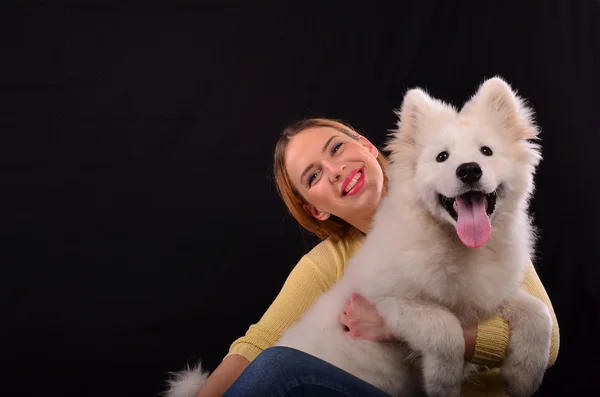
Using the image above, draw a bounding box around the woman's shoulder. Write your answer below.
[302,232,365,282]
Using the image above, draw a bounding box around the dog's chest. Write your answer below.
[419,256,517,324]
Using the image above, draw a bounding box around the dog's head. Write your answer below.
[386,77,541,248]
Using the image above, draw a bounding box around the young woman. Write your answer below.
[198,118,560,397]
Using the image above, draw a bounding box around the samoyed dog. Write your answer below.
[165,77,552,397]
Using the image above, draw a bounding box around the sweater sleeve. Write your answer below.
[471,259,560,368]
[225,240,344,363]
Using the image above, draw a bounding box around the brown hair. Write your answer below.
[273,118,389,241]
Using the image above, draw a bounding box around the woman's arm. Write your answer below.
[225,256,337,361]
[196,257,330,396]
[200,239,345,396]
[196,355,249,397]
[340,293,478,360]
[341,259,560,369]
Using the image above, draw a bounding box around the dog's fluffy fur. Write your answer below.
[164,362,208,397]
[164,77,552,397]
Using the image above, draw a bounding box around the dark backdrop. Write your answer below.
[1,1,598,396]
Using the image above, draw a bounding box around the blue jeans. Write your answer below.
[223,346,393,396]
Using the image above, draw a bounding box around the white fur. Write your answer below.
[163,361,208,397]
[163,77,552,397]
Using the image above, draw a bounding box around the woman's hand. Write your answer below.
[463,324,477,361]
[339,293,478,361]
[339,293,397,342]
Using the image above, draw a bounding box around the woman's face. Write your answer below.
[284,127,385,230]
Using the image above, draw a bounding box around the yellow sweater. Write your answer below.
[226,234,560,397]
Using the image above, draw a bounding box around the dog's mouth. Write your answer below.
[438,189,498,221]
[437,187,501,249]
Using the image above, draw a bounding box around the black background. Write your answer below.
[1,1,599,396]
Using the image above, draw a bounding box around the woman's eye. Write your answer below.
[308,170,320,186]
[331,142,343,154]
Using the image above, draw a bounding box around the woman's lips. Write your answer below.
[341,168,365,197]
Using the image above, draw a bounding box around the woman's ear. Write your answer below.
[358,135,379,158]
[303,204,330,221]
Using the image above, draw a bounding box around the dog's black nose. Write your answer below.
[456,162,482,184]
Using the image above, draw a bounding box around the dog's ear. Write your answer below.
[387,88,456,151]
[462,77,539,141]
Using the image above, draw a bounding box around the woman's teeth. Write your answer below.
[344,172,362,193]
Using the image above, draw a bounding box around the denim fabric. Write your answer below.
[224,346,393,397]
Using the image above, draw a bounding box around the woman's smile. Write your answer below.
[341,168,365,197]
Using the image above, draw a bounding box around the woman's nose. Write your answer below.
[323,161,346,182]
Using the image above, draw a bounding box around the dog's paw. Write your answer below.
[501,344,548,397]
[501,360,544,397]
[164,361,210,397]
[499,291,552,397]
[421,353,462,397]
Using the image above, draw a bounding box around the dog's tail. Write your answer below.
[163,361,210,397]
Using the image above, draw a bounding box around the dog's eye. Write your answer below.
[436,151,449,162]
[481,146,493,156]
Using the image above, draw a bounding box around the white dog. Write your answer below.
[165,77,552,397]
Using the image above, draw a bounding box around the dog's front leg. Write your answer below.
[500,288,552,397]
[375,298,464,397]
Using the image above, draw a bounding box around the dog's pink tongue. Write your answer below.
[455,193,491,248]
